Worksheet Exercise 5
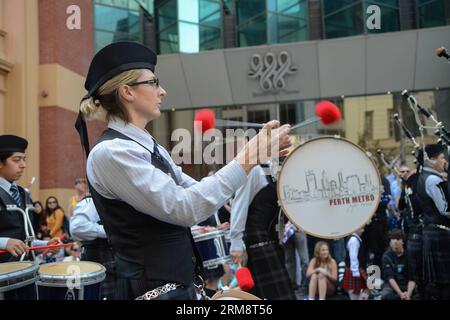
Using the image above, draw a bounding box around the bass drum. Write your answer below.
[277,136,381,239]
[211,289,261,300]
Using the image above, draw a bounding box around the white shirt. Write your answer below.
[87,117,247,228]
[347,233,362,277]
[423,167,450,217]
[0,177,47,249]
[230,165,269,252]
[70,197,107,241]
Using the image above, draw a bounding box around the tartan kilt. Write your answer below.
[246,242,296,300]
[422,225,450,284]
[342,267,368,292]
[406,234,423,283]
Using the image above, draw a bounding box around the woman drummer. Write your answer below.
[76,41,291,300]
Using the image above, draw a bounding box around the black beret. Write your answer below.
[83,41,157,100]
[425,144,444,159]
[0,135,28,153]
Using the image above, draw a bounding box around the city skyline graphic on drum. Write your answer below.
[277,137,381,238]
[282,169,377,205]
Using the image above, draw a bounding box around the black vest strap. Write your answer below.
[0,187,16,207]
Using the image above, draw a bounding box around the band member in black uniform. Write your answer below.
[75,42,291,300]
[362,172,390,268]
[230,163,296,300]
[0,135,60,263]
[398,164,425,298]
[70,196,117,300]
[416,144,450,299]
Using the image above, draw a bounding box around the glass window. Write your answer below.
[200,0,221,22]
[236,0,266,24]
[158,0,178,30]
[323,1,364,39]
[239,14,267,47]
[156,0,223,53]
[179,22,200,52]
[95,4,130,32]
[158,23,178,42]
[96,0,129,9]
[94,1,147,53]
[366,0,400,34]
[159,40,179,54]
[179,0,199,23]
[200,25,222,51]
[417,0,448,28]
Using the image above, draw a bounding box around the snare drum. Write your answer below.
[37,261,106,300]
[211,289,261,300]
[0,261,38,300]
[193,230,231,269]
[277,136,381,239]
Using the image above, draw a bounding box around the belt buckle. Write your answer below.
[135,283,180,300]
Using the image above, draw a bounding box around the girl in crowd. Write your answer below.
[44,196,65,239]
[306,241,337,300]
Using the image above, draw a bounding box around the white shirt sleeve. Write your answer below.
[230,166,268,252]
[87,139,247,228]
[425,175,450,217]
[0,237,9,249]
[0,238,48,249]
[347,237,361,277]
[70,198,107,241]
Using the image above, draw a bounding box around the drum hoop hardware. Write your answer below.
[37,273,106,287]
[0,275,38,293]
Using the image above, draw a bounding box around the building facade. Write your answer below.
[0,0,449,209]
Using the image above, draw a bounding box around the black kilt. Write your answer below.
[82,241,117,300]
[246,242,296,300]
[422,225,450,284]
[407,233,423,283]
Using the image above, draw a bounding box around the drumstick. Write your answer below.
[40,233,69,256]
[0,242,76,255]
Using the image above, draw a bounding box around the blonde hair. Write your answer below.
[313,241,334,270]
[80,69,144,122]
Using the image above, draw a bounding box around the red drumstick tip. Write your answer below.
[315,100,341,125]
[194,109,216,133]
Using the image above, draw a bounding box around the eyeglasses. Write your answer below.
[48,201,57,205]
[128,78,159,88]
[400,170,410,173]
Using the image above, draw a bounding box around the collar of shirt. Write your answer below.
[108,116,156,153]
[423,167,444,178]
[0,177,12,194]
[351,233,362,242]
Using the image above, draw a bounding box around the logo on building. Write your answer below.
[248,51,298,96]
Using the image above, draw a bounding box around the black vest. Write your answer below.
[0,185,31,263]
[88,129,197,286]
[244,174,279,245]
[400,173,424,234]
[417,168,450,228]
[345,234,367,270]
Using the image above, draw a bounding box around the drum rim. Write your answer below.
[0,262,39,280]
[211,289,261,300]
[38,261,106,283]
[193,230,225,241]
[0,262,39,292]
[276,135,381,240]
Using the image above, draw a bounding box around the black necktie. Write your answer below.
[152,138,163,161]
[10,184,23,208]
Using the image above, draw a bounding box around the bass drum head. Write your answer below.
[211,289,261,300]
[277,136,381,239]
